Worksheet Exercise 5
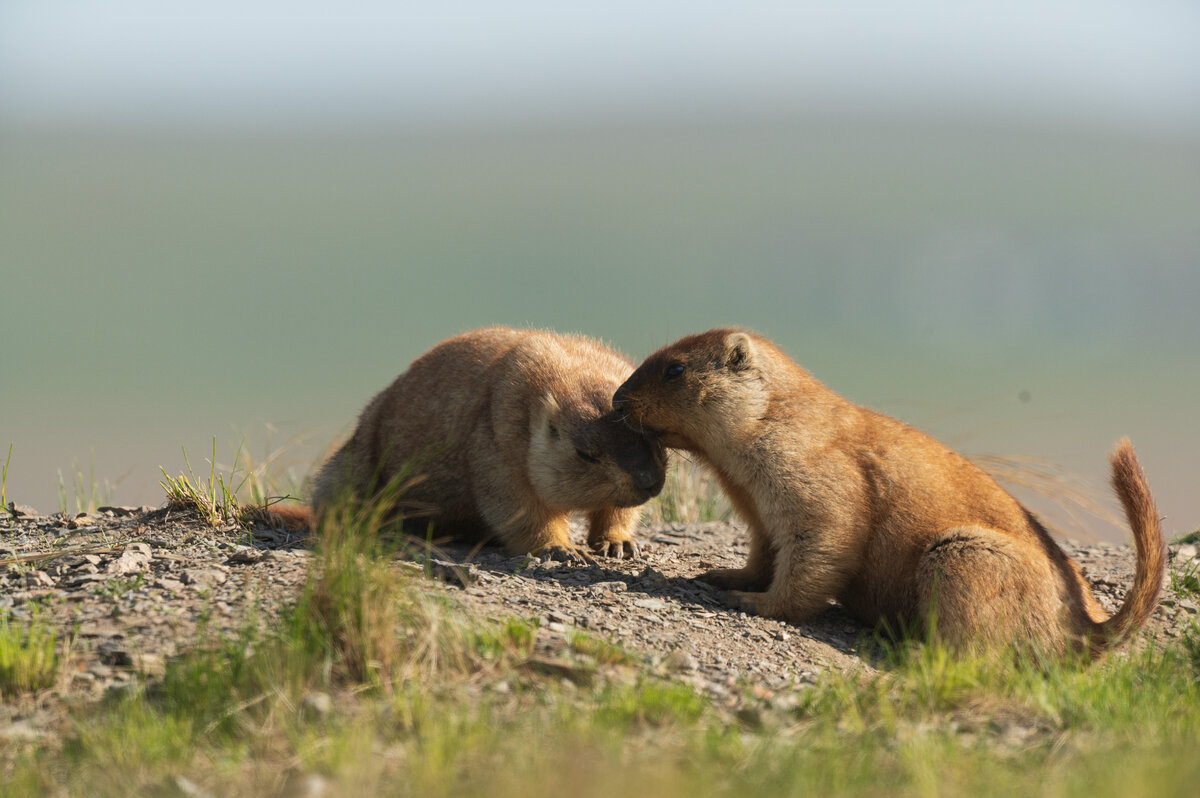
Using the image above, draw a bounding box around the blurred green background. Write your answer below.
[2,3,1197,541]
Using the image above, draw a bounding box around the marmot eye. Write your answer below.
[664,363,686,380]
[575,448,601,465]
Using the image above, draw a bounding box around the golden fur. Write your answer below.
[312,327,666,558]
[613,328,1166,657]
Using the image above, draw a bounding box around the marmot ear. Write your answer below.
[723,332,754,372]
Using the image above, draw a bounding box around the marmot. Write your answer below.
[311,327,666,559]
[612,328,1166,658]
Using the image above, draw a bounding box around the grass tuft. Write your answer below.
[159,439,250,527]
[1170,556,1200,600]
[2,442,12,514]
[0,609,63,696]
[647,457,732,524]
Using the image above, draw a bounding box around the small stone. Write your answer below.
[282,772,329,798]
[67,572,111,587]
[633,598,669,611]
[107,543,153,575]
[587,581,627,595]
[182,567,228,589]
[136,653,166,677]
[26,569,55,587]
[664,648,698,672]
[225,548,264,565]
[174,775,215,798]
[1176,544,1197,563]
[96,505,144,517]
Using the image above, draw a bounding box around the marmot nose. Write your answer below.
[633,467,663,494]
[612,386,628,412]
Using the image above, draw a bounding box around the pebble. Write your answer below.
[2,508,1192,754]
[181,567,228,589]
[665,648,699,672]
[174,775,216,798]
[107,543,153,575]
[587,581,627,595]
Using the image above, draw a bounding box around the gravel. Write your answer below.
[2,505,1194,747]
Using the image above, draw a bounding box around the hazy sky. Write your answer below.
[2,1,1199,131]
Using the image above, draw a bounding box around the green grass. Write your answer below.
[7,467,1200,796]
[158,438,275,527]
[2,442,12,514]
[647,457,732,524]
[0,609,63,696]
[1170,557,1200,600]
[10,508,1200,798]
[54,450,121,516]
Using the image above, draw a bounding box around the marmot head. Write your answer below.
[612,328,770,451]
[528,395,667,510]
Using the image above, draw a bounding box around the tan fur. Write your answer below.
[312,327,666,558]
[613,328,1166,658]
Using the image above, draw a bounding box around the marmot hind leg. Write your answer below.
[698,525,776,591]
[914,527,1063,656]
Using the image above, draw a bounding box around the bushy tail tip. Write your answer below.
[1095,438,1166,653]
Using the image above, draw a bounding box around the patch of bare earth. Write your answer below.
[1,506,1195,748]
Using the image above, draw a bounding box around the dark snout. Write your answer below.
[626,437,667,498]
[599,409,667,499]
[632,461,665,495]
[612,383,631,414]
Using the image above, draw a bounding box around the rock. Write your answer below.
[1176,544,1197,563]
[521,657,595,686]
[181,567,228,589]
[665,648,699,672]
[281,771,330,798]
[96,505,147,517]
[174,775,216,798]
[587,581,627,595]
[107,543,153,575]
[26,569,55,587]
[633,598,669,611]
[135,652,166,678]
[225,548,265,565]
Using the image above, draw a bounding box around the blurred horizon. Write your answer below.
[2,2,1198,540]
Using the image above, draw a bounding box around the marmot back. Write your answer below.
[312,327,666,559]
